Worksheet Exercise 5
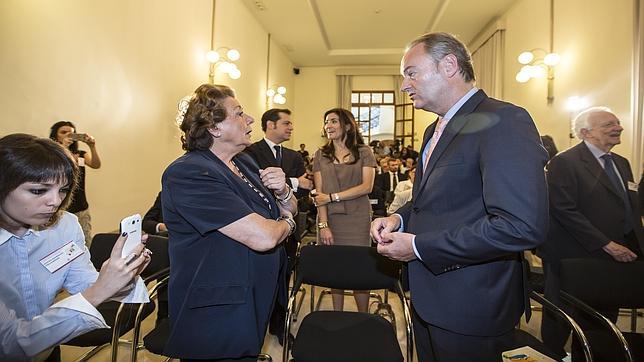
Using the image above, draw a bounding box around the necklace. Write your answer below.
[230,160,272,211]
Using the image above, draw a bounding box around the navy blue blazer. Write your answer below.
[396,90,549,336]
[161,150,285,359]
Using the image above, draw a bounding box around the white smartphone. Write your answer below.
[119,214,142,260]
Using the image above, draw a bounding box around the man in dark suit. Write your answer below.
[539,106,644,357]
[376,158,408,193]
[142,191,167,237]
[375,158,408,207]
[370,32,548,361]
[245,108,312,198]
[244,108,312,345]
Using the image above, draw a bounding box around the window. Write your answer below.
[350,91,395,145]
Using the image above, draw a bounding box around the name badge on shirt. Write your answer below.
[628,181,638,192]
[40,241,85,273]
[77,157,85,167]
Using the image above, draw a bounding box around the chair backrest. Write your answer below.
[89,233,169,280]
[89,233,119,269]
[295,245,401,291]
[560,258,644,309]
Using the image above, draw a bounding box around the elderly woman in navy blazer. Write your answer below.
[161,84,297,361]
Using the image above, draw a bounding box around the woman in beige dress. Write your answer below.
[312,108,376,312]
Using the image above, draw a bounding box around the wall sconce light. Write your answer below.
[267,85,287,104]
[565,95,590,141]
[206,47,241,82]
[515,48,560,104]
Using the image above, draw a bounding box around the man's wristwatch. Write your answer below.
[317,221,329,230]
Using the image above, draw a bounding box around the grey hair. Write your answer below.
[572,106,613,139]
[406,32,476,82]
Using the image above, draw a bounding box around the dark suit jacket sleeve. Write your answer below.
[288,150,307,196]
[142,192,163,234]
[415,106,548,272]
[547,153,611,251]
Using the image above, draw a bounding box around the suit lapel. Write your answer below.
[259,139,279,167]
[417,90,487,191]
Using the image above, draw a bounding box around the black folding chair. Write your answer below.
[64,233,164,361]
[508,291,593,361]
[559,259,644,362]
[283,244,413,362]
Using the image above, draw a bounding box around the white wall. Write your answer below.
[502,0,636,162]
[0,0,293,233]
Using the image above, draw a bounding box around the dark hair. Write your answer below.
[0,134,78,229]
[321,108,360,165]
[407,32,475,83]
[261,108,291,132]
[49,120,79,153]
[180,84,235,151]
[540,135,559,160]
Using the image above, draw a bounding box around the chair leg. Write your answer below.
[292,287,306,322]
[372,302,397,332]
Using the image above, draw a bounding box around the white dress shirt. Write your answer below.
[264,138,300,191]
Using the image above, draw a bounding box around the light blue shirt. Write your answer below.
[0,212,106,360]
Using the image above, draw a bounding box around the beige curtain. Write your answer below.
[471,30,505,99]
[336,75,353,109]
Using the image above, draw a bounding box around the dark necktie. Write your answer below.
[391,172,397,191]
[601,154,633,233]
[274,145,282,166]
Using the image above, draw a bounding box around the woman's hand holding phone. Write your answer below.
[81,232,151,307]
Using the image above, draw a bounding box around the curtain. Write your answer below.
[336,75,352,109]
[471,30,505,99]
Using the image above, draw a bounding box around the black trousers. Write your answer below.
[412,307,517,362]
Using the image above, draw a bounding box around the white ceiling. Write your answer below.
[240,0,518,67]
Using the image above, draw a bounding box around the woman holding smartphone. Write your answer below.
[0,133,150,361]
[49,121,102,246]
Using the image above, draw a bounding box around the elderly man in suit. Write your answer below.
[539,106,644,358]
[244,108,312,345]
[370,32,548,361]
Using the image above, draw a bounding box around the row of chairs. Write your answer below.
[64,233,644,362]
